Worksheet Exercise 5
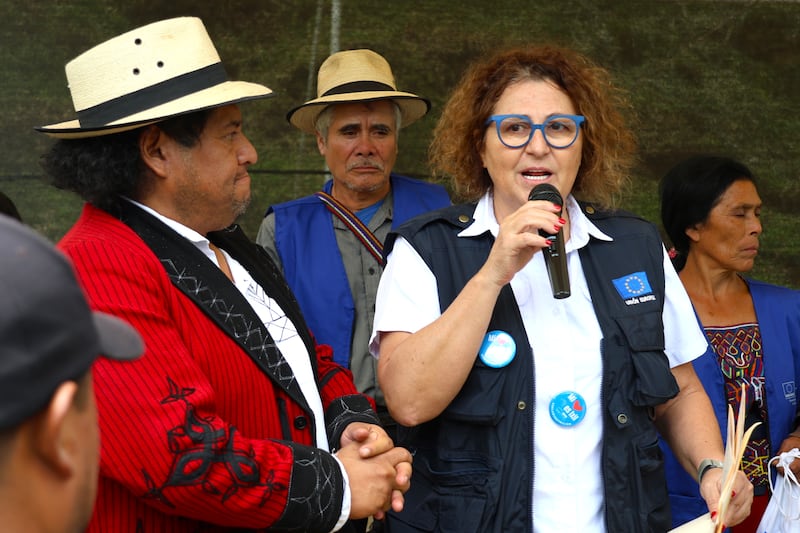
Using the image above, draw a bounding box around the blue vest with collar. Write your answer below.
[660,279,800,528]
[269,174,450,367]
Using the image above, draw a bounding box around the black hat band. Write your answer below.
[76,62,228,128]
[321,80,395,97]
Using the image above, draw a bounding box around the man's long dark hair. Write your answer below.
[41,110,211,212]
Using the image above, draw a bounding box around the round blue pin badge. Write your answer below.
[549,391,587,427]
[478,330,516,368]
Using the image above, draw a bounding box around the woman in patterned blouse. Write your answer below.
[659,154,800,532]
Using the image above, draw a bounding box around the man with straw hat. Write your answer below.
[256,50,450,435]
[37,17,411,533]
[0,214,143,533]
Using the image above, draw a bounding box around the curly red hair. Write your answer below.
[429,45,637,208]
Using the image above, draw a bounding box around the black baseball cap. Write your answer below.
[0,215,143,430]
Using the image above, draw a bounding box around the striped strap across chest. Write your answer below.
[314,191,384,266]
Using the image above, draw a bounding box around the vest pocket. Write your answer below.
[631,434,671,531]
[385,449,502,533]
[442,366,505,425]
[616,312,679,405]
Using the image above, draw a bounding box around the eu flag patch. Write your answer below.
[612,271,653,300]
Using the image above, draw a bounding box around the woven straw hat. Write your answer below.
[36,17,272,139]
[287,49,430,134]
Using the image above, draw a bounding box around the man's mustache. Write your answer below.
[347,159,384,172]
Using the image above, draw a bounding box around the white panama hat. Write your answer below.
[287,49,430,134]
[36,17,272,139]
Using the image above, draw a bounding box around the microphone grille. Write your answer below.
[528,183,563,204]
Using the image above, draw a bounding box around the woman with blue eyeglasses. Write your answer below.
[369,45,753,532]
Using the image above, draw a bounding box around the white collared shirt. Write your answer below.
[370,191,707,532]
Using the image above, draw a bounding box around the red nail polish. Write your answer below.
[558,217,566,225]
[554,205,562,211]
[710,511,717,520]
[553,224,560,232]
[731,490,736,498]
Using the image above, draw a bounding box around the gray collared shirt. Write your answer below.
[256,188,394,407]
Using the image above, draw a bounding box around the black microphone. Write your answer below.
[528,183,570,299]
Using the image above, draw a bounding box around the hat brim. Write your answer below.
[287,92,430,134]
[92,312,144,361]
[36,80,272,139]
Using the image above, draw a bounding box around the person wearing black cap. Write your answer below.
[0,214,143,533]
[36,17,411,533]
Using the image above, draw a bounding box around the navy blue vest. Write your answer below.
[384,202,679,533]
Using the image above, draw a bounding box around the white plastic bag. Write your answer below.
[756,447,800,533]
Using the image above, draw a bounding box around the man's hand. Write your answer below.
[339,422,395,457]
[336,423,412,519]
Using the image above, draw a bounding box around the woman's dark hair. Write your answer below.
[40,110,211,212]
[659,155,756,271]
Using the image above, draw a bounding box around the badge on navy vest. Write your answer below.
[549,391,587,427]
[612,271,657,306]
[478,330,516,368]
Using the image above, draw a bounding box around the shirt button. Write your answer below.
[294,416,308,429]
[368,267,376,275]
[617,413,629,425]
[517,401,527,411]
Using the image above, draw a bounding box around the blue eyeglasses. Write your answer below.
[485,114,585,149]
